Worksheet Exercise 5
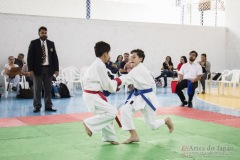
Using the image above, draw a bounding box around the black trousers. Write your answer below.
[176,79,198,103]
[155,70,174,86]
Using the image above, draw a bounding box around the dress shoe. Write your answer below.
[45,108,57,112]
[188,102,193,108]
[12,86,17,91]
[180,101,188,107]
[33,108,40,113]
[201,90,205,94]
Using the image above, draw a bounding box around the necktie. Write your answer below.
[42,41,46,64]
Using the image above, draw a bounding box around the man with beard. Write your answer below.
[176,51,202,108]
[27,26,59,113]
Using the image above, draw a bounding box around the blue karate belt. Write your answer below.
[125,88,156,111]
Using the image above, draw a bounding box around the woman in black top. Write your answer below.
[155,56,174,87]
[114,55,123,69]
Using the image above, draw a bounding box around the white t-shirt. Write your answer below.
[179,62,202,80]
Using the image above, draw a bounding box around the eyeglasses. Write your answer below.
[9,59,14,60]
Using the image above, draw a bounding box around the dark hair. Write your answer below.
[130,49,145,62]
[166,56,173,65]
[181,56,187,63]
[189,50,198,57]
[115,55,123,63]
[18,53,24,57]
[201,53,206,58]
[124,52,129,56]
[94,41,111,57]
[38,26,47,32]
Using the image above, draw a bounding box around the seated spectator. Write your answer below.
[198,53,211,94]
[52,82,61,98]
[176,51,202,108]
[14,53,25,69]
[155,56,174,87]
[3,56,21,91]
[114,55,123,69]
[177,56,188,71]
[119,52,129,74]
[21,64,33,88]
[105,57,118,74]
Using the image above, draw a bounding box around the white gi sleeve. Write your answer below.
[97,65,121,93]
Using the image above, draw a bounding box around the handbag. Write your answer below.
[17,76,33,99]
[9,67,21,78]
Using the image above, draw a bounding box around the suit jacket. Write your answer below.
[27,38,59,76]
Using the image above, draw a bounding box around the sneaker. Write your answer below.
[12,86,17,91]
[180,101,188,107]
[155,79,162,87]
[188,102,193,108]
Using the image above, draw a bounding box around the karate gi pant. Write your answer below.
[83,93,118,141]
[121,102,165,130]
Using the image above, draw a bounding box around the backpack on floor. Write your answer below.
[59,83,70,98]
[17,85,33,99]
[16,76,33,99]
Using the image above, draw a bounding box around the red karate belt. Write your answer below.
[84,90,122,128]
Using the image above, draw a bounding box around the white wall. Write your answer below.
[0,0,180,24]
[0,13,226,84]
[92,0,180,24]
[225,0,240,69]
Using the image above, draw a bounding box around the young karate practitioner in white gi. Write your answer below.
[120,49,174,144]
[82,41,122,145]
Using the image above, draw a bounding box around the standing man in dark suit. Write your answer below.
[27,26,59,113]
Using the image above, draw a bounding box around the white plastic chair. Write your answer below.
[55,66,64,81]
[1,70,13,98]
[218,69,240,95]
[61,66,81,95]
[205,70,229,94]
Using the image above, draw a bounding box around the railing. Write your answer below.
[181,0,225,26]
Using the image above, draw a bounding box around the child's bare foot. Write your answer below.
[105,141,119,145]
[165,117,174,133]
[122,137,139,144]
[83,122,92,137]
